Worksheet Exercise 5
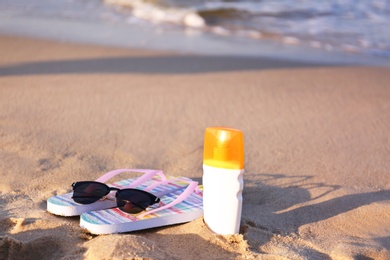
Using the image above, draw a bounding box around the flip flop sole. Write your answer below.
[80,181,203,234]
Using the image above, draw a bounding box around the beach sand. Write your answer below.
[0,35,389,259]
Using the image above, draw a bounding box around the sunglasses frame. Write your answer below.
[71,181,160,214]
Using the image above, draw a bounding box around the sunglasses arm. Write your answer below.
[95,169,166,185]
[137,181,199,219]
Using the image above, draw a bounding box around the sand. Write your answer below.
[0,35,389,259]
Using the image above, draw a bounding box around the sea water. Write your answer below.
[1,0,389,64]
[102,0,390,57]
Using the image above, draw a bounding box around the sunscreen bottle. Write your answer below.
[202,127,244,234]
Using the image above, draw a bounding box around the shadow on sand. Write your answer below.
[241,173,390,256]
[0,55,333,76]
[243,173,390,232]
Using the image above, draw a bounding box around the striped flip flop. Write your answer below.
[80,177,203,234]
[47,169,169,216]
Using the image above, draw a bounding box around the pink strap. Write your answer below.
[137,181,199,219]
[95,169,166,186]
[143,177,183,192]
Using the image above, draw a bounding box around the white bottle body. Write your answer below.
[202,164,244,235]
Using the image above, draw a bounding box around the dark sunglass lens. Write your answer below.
[116,190,154,214]
[72,182,109,204]
[117,200,146,214]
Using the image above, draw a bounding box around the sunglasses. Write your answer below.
[72,181,161,214]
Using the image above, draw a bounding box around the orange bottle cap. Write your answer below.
[203,127,244,170]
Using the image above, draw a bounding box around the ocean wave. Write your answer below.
[104,0,205,28]
[103,0,390,58]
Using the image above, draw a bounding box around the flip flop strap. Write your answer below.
[95,169,166,186]
[137,181,199,219]
[143,177,190,193]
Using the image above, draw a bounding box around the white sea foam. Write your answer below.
[183,13,205,28]
[283,37,300,45]
[104,0,205,28]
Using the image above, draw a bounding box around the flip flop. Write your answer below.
[80,177,203,234]
[47,169,169,216]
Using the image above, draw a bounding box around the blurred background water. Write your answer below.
[1,0,390,59]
